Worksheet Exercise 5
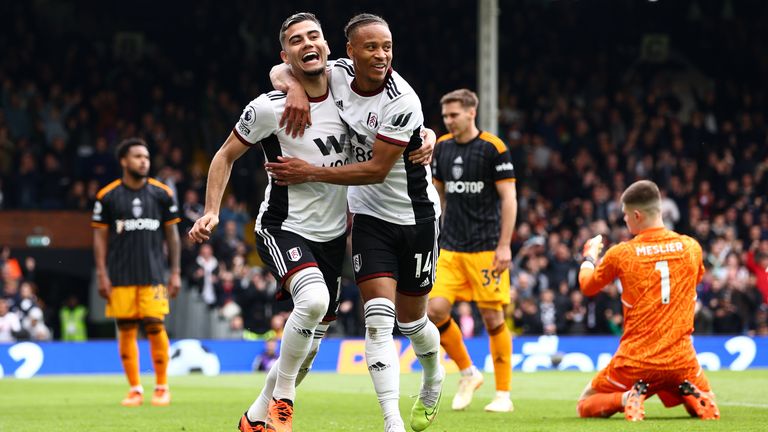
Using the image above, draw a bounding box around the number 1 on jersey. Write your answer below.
[655,260,671,304]
[414,252,432,279]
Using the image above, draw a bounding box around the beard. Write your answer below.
[302,65,325,77]
[126,167,148,180]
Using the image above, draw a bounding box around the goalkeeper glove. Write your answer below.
[582,234,604,263]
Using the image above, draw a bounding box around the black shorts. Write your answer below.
[255,228,346,321]
[351,214,439,296]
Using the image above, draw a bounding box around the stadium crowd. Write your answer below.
[0,1,766,341]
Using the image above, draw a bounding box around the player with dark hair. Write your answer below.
[428,88,517,413]
[269,13,444,432]
[576,179,720,421]
[190,12,434,432]
[92,137,181,407]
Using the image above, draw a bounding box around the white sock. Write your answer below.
[496,390,510,400]
[130,384,144,394]
[246,323,330,422]
[272,267,329,402]
[297,323,329,385]
[248,359,279,422]
[364,298,401,424]
[398,315,442,385]
[460,366,476,377]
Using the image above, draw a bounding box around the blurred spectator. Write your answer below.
[59,294,87,341]
[212,220,249,268]
[218,195,250,238]
[0,299,22,342]
[564,290,587,335]
[22,307,51,341]
[336,278,363,337]
[238,268,275,335]
[181,189,205,234]
[253,338,279,372]
[745,241,768,305]
[190,243,219,307]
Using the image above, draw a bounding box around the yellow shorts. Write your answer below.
[106,285,169,319]
[430,250,510,310]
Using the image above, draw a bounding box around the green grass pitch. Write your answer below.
[1,370,766,431]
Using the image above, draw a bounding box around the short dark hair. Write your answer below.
[116,137,148,160]
[621,180,661,214]
[279,12,322,48]
[344,13,389,41]
[440,89,479,109]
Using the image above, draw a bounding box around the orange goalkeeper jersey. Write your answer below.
[579,227,705,370]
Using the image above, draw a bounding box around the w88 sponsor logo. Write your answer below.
[353,145,373,162]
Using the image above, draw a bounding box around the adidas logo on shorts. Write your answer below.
[420,278,430,288]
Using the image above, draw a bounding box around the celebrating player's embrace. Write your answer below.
[267,13,444,432]
[190,11,440,432]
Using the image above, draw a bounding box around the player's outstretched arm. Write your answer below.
[93,227,111,299]
[267,137,404,186]
[494,181,518,273]
[269,63,311,138]
[189,132,250,243]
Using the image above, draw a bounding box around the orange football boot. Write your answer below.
[679,380,720,420]
[624,380,648,421]
[265,398,294,432]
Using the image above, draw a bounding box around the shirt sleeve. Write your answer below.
[232,94,279,146]
[579,244,620,297]
[491,145,516,182]
[162,189,181,225]
[329,58,354,96]
[375,92,424,147]
[91,195,110,229]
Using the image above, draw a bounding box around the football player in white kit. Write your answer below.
[268,14,444,432]
[189,13,346,432]
[190,13,435,432]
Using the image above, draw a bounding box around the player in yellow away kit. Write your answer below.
[577,180,719,421]
[92,138,181,407]
[428,89,517,412]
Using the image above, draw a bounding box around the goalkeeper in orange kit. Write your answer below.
[576,180,720,421]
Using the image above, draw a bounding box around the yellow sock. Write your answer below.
[488,323,512,392]
[118,326,140,387]
[145,322,169,386]
[435,317,473,371]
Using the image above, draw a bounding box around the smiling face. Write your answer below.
[280,19,329,77]
[346,23,392,88]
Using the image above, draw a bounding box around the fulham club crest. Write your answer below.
[287,247,302,262]
[367,112,378,129]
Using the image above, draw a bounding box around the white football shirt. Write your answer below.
[233,88,350,242]
[329,58,441,225]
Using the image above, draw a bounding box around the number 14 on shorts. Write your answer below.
[414,252,432,278]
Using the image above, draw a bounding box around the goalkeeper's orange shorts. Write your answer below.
[591,360,712,407]
[106,285,169,320]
